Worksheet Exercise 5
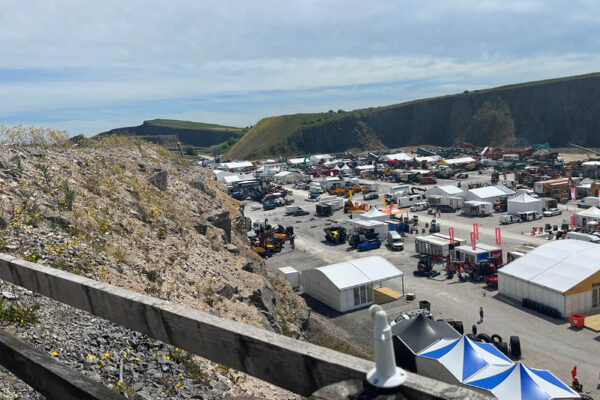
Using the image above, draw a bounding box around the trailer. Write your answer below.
[427,195,462,212]
[348,219,388,240]
[394,193,426,208]
[414,234,464,258]
[461,200,493,217]
[453,243,503,281]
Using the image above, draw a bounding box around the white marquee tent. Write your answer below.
[507,192,544,214]
[499,240,600,317]
[301,256,403,312]
[575,206,600,227]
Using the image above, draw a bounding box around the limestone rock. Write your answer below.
[148,170,168,191]
[207,211,231,243]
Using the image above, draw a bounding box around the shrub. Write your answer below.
[60,181,76,211]
[0,299,40,325]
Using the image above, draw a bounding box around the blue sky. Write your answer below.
[1,0,599,135]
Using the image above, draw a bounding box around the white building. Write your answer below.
[499,240,600,317]
[466,185,515,203]
[383,153,412,162]
[301,256,404,312]
[507,192,544,214]
[273,171,302,184]
[425,185,466,199]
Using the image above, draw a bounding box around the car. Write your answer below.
[543,208,562,217]
[364,193,379,201]
[456,173,469,179]
[419,177,437,185]
[499,214,520,225]
[410,201,429,212]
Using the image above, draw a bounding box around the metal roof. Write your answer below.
[315,256,403,290]
[499,240,600,293]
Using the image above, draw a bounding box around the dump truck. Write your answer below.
[324,226,347,244]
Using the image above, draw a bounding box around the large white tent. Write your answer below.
[466,185,515,203]
[464,362,579,400]
[507,192,544,214]
[416,335,513,385]
[499,240,600,317]
[358,208,388,221]
[425,185,465,199]
[301,256,403,312]
[575,206,600,227]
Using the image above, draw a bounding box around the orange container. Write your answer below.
[569,314,585,328]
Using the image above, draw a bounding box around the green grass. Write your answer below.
[145,119,245,133]
[226,72,600,159]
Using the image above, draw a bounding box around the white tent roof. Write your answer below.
[219,161,254,169]
[274,171,293,177]
[508,192,540,204]
[384,152,412,161]
[469,185,515,199]
[359,208,387,219]
[435,185,464,196]
[576,206,600,218]
[499,240,600,294]
[340,164,352,170]
[315,256,403,290]
[443,157,476,165]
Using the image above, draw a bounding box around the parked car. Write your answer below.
[519,211,542,222]
[499,214,520,225]
[419,176,437,185]
[456,173,469,179]
[543,208,562,217]
[410,201,430,212]
[358,239,382,252]
[364,193,379,201]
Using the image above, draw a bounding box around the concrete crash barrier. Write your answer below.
[0,329,123,400]
[0,254,489,399]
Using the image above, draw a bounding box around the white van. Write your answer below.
[387,231,404,251]
[565,232,600,243]
[410,201,430,212]
[499,214,520,225]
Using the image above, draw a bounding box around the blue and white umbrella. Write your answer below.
[417,335,513,383]
[464,362,580,400]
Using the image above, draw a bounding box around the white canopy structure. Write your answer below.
[499,240,600,317]
[442,157,476,166]
[425,185,465,199]
[301,256,404,312]
[464,362,579,400]
[358,208,388,221]
[339,164,354,176]
[416,335,513,385]
[383,153,412,161]
[466,185,515,203]
[507,192,544,214]
[575,206,600,227]
[218,161,254,171]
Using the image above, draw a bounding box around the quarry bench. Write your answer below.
[0,254,489,399]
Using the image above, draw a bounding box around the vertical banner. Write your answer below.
[570,215,576,227]
[470,232,476,250]
[449,227,455,245]
[495,227,501,246]
[571,187,576,204]
[473,223,479,241]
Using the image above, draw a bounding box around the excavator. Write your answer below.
[414,255,452,278]
[323,226,347,244]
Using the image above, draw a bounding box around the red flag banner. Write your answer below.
[473,223,479,241]
[570,215,576,227]
[495,227,501,246]
[470,232,476,250]
[571,187,576,204]
[449,227,455,245]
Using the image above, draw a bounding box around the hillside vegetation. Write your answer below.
[226,72,600,159]
[97,119,247,154]
[0,127,305,399]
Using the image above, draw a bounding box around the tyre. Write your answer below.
[509,336,521,359]
[495,341,509,356]
[472,272,482,282]
[472,324,478,336]
[449,321,464,335]
[580,395,593,400]
[491,334,502,344]
[477,333,492,343]
[466,333,477,341]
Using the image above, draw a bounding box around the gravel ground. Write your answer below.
[247,174,600,399]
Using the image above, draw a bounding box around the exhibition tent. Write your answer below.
[464,362,579,400]
[416,335,513,384]
[507,192,544,214]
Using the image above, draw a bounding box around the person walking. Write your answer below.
[571,365,577,384]
[479,306,484,323]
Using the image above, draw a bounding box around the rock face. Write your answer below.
[207,211,232,243]
[227,72,600,158]
[249,283,282,334]
[148,170,168,191]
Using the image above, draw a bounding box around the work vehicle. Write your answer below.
[413,254,449,278]
[361,183,379,193]
[542,208,562,217]
[323,226,347,244]
[364,193,379,201]
[410,201,430,212]
[348,232,379,248]
[499,214,520,225]
[315,203,332,217]
[456,259,500,282]
[519,211,542,222]
[456,173,469,179]
[428,219,440,233]
[483,274,498,288]
[419,176,437,185]
[386,231,404,251]
[358,239,381,252]
[393,193,426,207]
[285,205,307,216]
[263,201,276,211]
[577,196,600,208]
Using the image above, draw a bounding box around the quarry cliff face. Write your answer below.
[0,137,306,399]
[230,73,600,158]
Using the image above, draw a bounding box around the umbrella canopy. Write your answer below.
[418,335,513,382]
[464,362,579,400]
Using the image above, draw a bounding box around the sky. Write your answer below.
[1,0,599,135]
